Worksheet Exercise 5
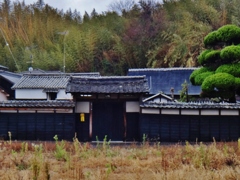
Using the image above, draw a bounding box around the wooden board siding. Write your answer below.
[125,113,139,141]
[92,101,124,141]
[139,115,240,142]
[75,113,90,142]
[0,113,75,141]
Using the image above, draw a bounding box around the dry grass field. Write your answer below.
[0,135,240,180]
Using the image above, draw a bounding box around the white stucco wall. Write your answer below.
[56,89,73,100]
[0,92,8,101]
[126,101,140,112]
[15,89,46,99]
[15,89,72,100]
[75,102,90,113]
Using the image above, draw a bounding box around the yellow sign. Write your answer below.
[80,113,85,122]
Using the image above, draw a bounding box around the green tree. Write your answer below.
[190,24,240,103]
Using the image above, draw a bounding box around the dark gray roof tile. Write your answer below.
[141,101,240,109]
[12,75,70,89]
[128,68,201,95]
[0,100,75,108]
[66,76,149,93]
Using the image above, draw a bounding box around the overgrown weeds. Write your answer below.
[0,136,240,179]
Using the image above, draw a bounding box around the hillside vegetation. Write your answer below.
[0,0,240,75]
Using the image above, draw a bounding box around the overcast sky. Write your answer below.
[21,0,137,15]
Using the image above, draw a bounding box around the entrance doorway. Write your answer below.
[92,101,124,141]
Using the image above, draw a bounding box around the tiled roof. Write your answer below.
[141,101,240,109]
[0,65,9,71]
[22,69,101,77]
[0,100,75,108]
[0,70,22,84]
[12,74,69,89]
[128,68,201,95]
[66,76,149,93]
[143,92,178,102]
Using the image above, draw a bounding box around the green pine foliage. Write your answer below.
[190,24,240,102]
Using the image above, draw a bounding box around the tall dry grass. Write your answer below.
[0,137,240,180]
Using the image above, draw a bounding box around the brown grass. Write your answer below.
[0,139,240,180]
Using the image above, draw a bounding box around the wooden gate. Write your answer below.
[92,101,124,141]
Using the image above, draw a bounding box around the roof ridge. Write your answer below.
[129,67,200,71]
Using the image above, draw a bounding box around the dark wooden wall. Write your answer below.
[139,114,240,142]
[75,113,90,142]
[0,113,75,141]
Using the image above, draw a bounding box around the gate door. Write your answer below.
[92,101,124,141]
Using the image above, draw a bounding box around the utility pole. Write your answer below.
[57,31,69,73]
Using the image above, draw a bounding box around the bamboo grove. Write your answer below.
[0,0,240,75]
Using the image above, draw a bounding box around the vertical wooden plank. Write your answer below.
[219,117,229,141]
[160,115,170,141]
[179,116,189,141]
[8,114,18,140]
[149,114,160,141]
[229,117,239,141]
[189,117,199,142]
[0,113,8,140]
[126,113,139,141]
[89,102,93,140]
[139,114,149,141]
[170,115,180,142]
[209,117,220,141]
[199,117,210,141]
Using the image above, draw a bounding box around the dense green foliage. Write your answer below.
[190,24,240,102]
[1,0,240,75]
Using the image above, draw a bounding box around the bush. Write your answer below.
[190,67,213,85]
[204,31,219,46]
[201,73,235,94]
[204,50,221,64]
[194,71,214,85]
[220,45,240,63]
[217,24,240,44]
[216,63,240,77]
[198,49,212,65]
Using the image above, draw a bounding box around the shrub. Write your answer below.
[201,73,235,98]
[204,31,219,46]
[194,71,214,85]
[217,24,240,44]
[197,49,212,65]
[190,67,213,85]
[220,45,240,63]
[204,50,221,64]
[216,63,240,77]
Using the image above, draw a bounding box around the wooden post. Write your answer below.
[89,102,93,141]
[123,102,127,141]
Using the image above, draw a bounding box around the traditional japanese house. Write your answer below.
[12,72,100,100]
[66,75,149,141]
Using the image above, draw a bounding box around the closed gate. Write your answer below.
[92,101,124,141]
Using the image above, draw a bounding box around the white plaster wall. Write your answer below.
[161,109,179,115]
[57,89,73,100]
[201,109,219,115]
[126,101,140,112]
[221,110,239,116]
[15,89,46,99]
[142,108,159,114]
[181,109,199,115]
[75,102,90,113]
[0,92,8,101]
